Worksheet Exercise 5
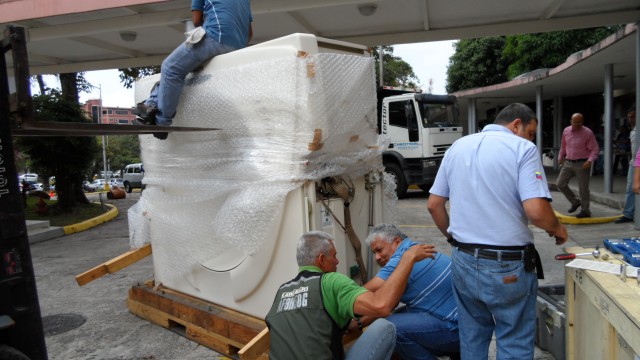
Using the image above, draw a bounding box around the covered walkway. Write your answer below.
[455,24,639,200]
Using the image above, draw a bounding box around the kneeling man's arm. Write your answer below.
[353,244,435,317]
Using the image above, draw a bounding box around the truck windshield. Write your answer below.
[417,102,459,128]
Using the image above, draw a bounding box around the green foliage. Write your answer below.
[446,37,508,93]
[118,66,161,89]
[446,26,622,92]
[23,196,106,226]
[371,46,420,88]
[16,91,100,210]
[105,135,141,172]
[503,26,623,79]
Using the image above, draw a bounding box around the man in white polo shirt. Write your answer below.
[427,103,568,360]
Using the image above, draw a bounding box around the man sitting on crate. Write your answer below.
[265,231,436,360]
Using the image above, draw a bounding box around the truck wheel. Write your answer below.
[0,345,31,360]
[385,163,407,198]
[124,182,132,193]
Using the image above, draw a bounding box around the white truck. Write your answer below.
[378,86,463,197]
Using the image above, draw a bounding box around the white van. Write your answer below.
[122,163,144,193]
[19,173,38,182]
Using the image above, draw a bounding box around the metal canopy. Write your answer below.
[1,0,639,75]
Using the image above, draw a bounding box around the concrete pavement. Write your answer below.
[30,167,639,359]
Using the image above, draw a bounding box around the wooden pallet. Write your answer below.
[128,281,267,357]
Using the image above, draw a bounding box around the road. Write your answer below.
[32,187,632,359]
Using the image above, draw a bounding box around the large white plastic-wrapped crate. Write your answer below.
[129,34,386,318]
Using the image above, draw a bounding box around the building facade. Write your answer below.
[83,99,136,125]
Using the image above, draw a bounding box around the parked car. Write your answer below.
[20,180,42,192]
[109,178,124,188]
[29,182,44,192]
[19,173,38,182]
[122,163,144,193]
[83,181,95,192]
[89,179,107,191]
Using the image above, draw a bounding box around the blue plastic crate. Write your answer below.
[603,238,640,267]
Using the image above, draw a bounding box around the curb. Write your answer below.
[63,203,119,235]
[547,182,625,210]
[554,210,621,225]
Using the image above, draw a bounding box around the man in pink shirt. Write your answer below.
[557,113,600,218]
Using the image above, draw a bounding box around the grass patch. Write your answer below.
[23,196,108,227]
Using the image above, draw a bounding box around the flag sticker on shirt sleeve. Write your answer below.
[535,171,543,180]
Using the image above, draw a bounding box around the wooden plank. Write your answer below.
[127,299,171,328]
[152,285,265,342]
[76,244,152,286]
[75,265,109,286]
[187,324,238,355]
[238,327,270,360]
[128,283,266,356]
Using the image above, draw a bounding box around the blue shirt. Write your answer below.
[429,124,551,246]
[376,239,457,322]
[192,0,252,50]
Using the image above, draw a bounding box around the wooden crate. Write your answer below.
[128,281,266,357]
[565,246,640,360]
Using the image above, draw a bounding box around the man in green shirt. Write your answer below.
[266,231,436,360]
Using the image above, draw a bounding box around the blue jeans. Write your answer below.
[146,34,236,125]
[451,248,537,360]
[346,319,396,360]
[623,163,635,219]
[388,308,459,360]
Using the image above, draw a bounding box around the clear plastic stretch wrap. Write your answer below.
[382,172,399,225]
[128,52,384,285]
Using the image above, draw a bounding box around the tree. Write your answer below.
[105,135,141,173]
[363,46,421,88]
[118,66,161,89]
[445,37,509,93]
[502,26,622,79]
[16,91,100,210]
[446,27,621,92]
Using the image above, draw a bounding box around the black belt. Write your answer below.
[454,244,525,261]
[566,158,588,162]
[451,239,544,279]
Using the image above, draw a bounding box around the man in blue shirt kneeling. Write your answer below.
[355,224,460,360]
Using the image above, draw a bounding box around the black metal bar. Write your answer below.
[13,122,218,136]
[0,26,48,360]
[8,26,34,130]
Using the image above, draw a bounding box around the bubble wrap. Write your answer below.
[382,172,399,224]
[129,52,383,283]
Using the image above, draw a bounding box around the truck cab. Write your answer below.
[378,87,462,197]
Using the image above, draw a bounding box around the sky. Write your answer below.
[32,40,457,108]
[393,40,456,94]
